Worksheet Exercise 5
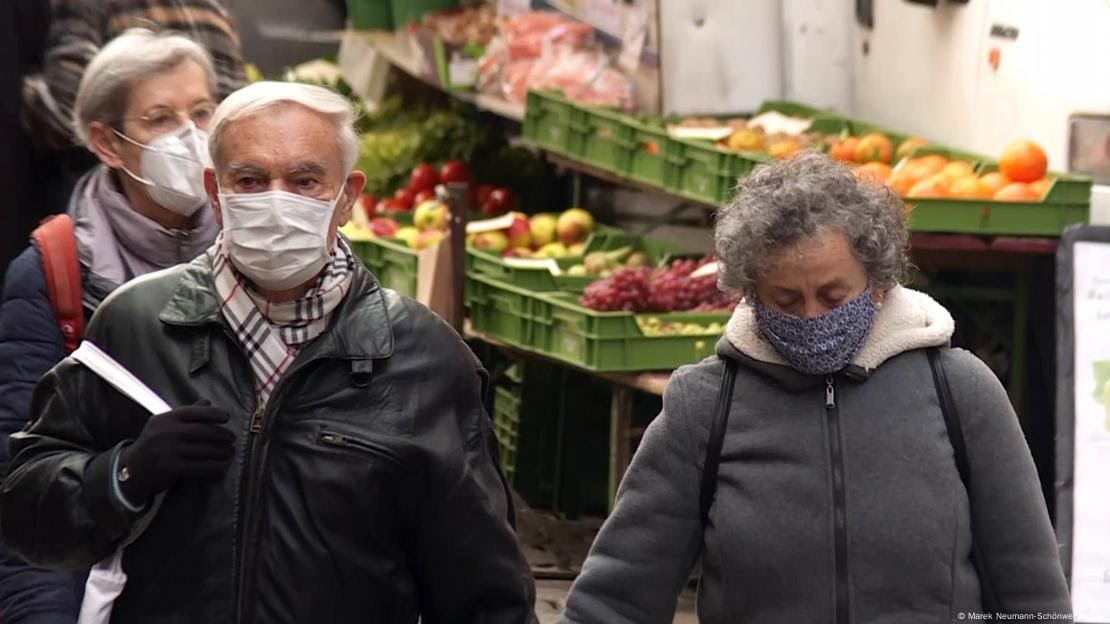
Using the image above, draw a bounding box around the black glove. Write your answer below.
[118,402,236,504]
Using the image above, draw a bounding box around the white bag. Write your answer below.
[70,341,171,624]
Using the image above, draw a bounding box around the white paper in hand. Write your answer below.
[70,341,171,624]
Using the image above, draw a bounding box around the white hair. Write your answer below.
[207,81,360,175]
[73,28,216,149]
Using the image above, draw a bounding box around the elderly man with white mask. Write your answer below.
[0,81,537,624]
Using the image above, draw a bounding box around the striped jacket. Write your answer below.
[22,0,246,150]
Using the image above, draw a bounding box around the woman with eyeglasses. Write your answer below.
[0,28,219,624]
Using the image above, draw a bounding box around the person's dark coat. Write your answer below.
[1,252,537,623]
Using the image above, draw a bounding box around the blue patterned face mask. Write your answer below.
[755,287,878,375]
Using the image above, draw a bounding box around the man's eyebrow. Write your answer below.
[227,163,268,177]
[289,161,328,176]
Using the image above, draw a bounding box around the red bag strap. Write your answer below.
[31,214,85,353]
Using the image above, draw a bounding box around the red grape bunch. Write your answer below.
[579,257,738,313]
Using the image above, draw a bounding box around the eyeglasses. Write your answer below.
[120,102,216,136]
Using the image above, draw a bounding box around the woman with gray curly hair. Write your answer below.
[561,152,1070,623]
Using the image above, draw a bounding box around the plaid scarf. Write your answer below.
[209,232,355,405]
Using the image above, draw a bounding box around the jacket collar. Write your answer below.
[158,253,394,361]
[717,285,954,387]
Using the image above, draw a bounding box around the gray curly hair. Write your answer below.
[715,151,910,301]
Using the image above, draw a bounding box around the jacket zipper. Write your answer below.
[234,358,325,624]
[825,376,850,624]
[318,430,404,465]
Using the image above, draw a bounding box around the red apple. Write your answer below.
[413,189,436,206]
[506,214,531,249]
[369,217,400,237]
[482,187,517,216]
[475,184,495,207]
[410,164,440,193]
[440,160,472,184]
[377,198,406,214]
[394,187,416,211]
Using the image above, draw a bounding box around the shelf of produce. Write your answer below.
[346,30,525,122]
[466,320,670,508]
[542,151,718,209]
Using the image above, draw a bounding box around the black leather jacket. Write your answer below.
[1,253,537,623]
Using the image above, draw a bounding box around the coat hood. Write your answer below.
[720,286,954,380]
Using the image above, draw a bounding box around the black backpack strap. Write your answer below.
[700,358,739,526]
[927,347,1000,612]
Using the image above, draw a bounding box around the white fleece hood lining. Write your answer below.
[725,286,955,372]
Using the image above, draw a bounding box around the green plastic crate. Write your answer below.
[666,138,767,204]
[569,106,636,173]
[389,0,456,27]
[523,90,581,155]
[465,274,552,348]
[627,118,673,187]
[466,229,678,293]
[490,360,564,509]
[346,0,391,29]
[349,234,419,297]
[906,169,1091,236]
[532,292,729,372]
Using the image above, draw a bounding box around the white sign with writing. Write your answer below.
[1071,241,1110,622]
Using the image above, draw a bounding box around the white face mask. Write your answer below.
[114,122,211,216]
[218,188,344,291]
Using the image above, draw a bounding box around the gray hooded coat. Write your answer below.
[561,286,1070,623]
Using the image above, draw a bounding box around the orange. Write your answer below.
[950,176,993,199]
[993,182,1040,201]
[1028,178,1053,198]
[854,133,894,163]
[916,154,949,174]
[768,139,802,160]
[854,162,893,184]
[895,137,929,162]
[907,178,949,198]
[829,137,860,163]
[979,171,1011,195]
[887,171,916,196]
[940,161,975,179]
[998,139,1047,183]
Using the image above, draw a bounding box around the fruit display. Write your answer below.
[468,208,597,259]
[420,4,498,47]
[636,317,725,337]
[882,139,1054,202]
[667,113,824,161]
[579,257,737,313]
[564,247,651,278]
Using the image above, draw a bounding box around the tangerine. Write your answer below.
[950,176,993,199]
[907,178,949,198]
[979,171,1011,195]
[829,137,860,163]
[916,154,949,174]
[993,182,1040,201]
[895,137,929,162]
[854,133,894,163]
[1028,178,1052,198]
[998,139,1047,183]
[855,162,893,184]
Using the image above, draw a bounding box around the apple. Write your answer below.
[556,207,595,245]
[472,231,509,253]
[369,216,400,238]
[506,214,531,249]
[567,242,586,256]
[413,230,444,250]
[413,189,436,206]
[394,226,420,249]
[503,247,534,258]
[410,164,440,193]
[529,213,557,248]
[440,160,472,184]
[413,199,449,231]
[475,184,495,207]
[482,187,517,216]
[394,188,416,211]
[377,198,408,215]
[535,242,568,258]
